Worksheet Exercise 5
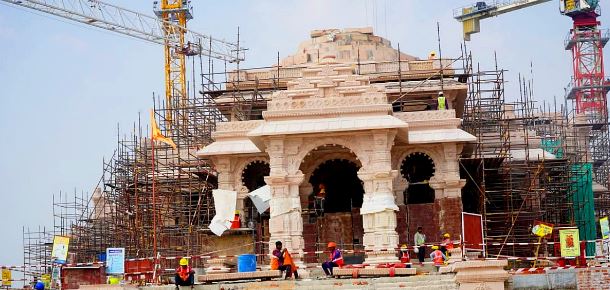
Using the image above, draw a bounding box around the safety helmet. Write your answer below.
[431,245,439,250]
[438,91,444,96]
[179,257,188,266]
[34,282,45,290]
[443,233,450,238]
[400,244,408,250]
[429,51,436,57]
[327,242,337,248]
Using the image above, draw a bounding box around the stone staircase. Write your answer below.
[158,273,458,290]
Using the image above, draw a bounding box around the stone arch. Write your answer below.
[393,146,443,173]
[287,136,369,174]
[233,156,269,193]
[300,150,363,184]
[400,152,436,204]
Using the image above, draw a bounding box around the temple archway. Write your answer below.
[400,152,436,204]
[298,144,364,263]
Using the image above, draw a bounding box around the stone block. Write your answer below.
[454,260,509,290]
[333,267,416,277]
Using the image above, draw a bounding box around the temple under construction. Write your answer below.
[20,27,609,284]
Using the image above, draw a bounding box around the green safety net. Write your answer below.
[540,138,564,158]
[571,163,596,256]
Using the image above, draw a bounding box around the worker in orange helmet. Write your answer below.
[322,242,344,276]
[174,258,195,289]
[429,245,447,271]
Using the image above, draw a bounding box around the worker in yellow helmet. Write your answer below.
[429,245,447,271]
[175,257,195,289]
[440,233,453,256]
[428,51,437,60]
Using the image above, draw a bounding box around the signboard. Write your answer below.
[532,221,554,237]
[51,236,70,264]
[1,268,11,287]
[462,212,485,256]
[559,228,581,257]
[600,217,610,240]
[105,248,125,274]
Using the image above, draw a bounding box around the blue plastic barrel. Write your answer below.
[237,254,257,272]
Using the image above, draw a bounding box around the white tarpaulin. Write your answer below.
[360,194,398,215]
[208,189,237,236]
[269,197,301,217]
[248,185,271,214]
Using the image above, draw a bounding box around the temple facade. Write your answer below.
[198,27,475,266]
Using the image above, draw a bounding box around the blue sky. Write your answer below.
[0,0,607,269]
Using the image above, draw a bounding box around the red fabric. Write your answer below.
[432,250,444,265]
[400,251,410,263]
[443,238,454,250]
[176,266,192,281]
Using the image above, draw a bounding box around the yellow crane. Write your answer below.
[454,0,553,40]
[1,0,243,122]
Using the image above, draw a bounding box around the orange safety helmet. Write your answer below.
[327,242,337,248]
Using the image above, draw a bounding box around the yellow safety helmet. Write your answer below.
[179,258,188,266]
[428,51,437,59]
[431,245,439,250]
[443,233,450,238]
[400,244,408,250]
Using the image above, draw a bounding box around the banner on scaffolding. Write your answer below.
[532,221,554,237]
[462,212,485,257]
[600,217,610,240]
[1,268,11,287]
[51,236,70,264]
[559,228,581,257]
[106,248,125,274]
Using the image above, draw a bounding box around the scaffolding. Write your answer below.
[460,53,578,262]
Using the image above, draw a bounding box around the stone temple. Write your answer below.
[197,27,475,267]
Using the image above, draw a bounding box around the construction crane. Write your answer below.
[455,0,609,187]
[455,0,610,253]
[454,0,552,41]
[1,0,243,123]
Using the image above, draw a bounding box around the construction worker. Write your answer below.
[399,244,411,265]
[414,226,426,264]
[429,245,447,271]
[437,91,447,110]
[174,258,195,289]
[271,241,299,279]
[322,242,344,276]
[440,233,454,256]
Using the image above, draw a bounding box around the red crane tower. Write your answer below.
[562,1,610,190]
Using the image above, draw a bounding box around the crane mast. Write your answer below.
[154,0,190,123]
[562,1,610,190]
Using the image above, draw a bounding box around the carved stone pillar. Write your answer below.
[264,138,306,268]
[359,130,400,264]
[430,143,467,238]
